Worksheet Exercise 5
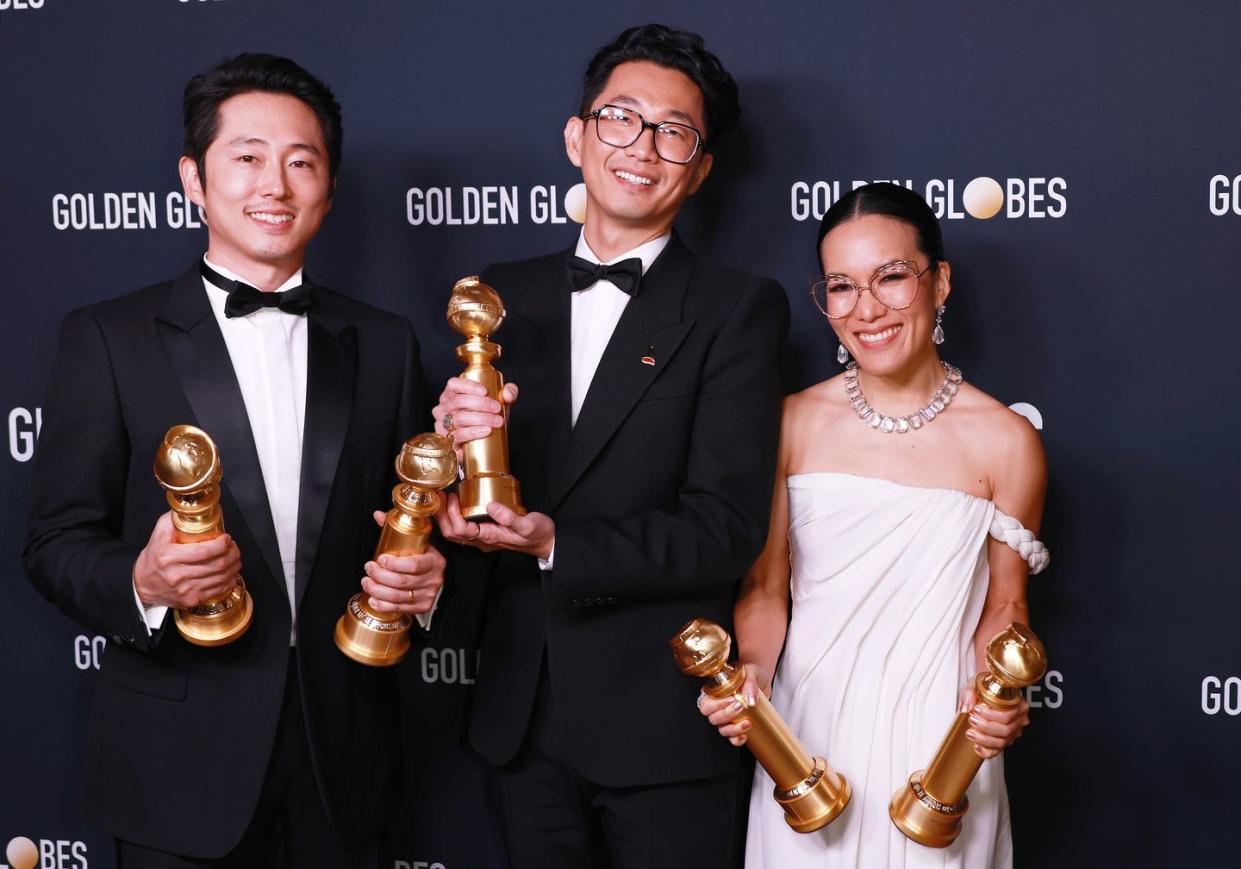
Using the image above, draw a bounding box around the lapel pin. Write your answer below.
[641,346,656,366]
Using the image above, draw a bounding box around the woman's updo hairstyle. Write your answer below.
[815,182,945,268]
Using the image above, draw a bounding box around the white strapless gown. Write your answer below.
[745,473,1044,869]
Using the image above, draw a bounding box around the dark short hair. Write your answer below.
[182,53,343,184]
[816,182,945,268]
[579,24,740,147]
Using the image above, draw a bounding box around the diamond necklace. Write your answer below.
[843,360,962,434]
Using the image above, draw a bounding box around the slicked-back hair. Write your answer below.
[816,182,946,269]
[182,53,342,186]
[579,24,741,148]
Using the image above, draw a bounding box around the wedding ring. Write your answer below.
[442,412,454,432]
[696,691,706,711]
[407,589,415,604]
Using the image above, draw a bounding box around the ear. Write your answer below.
[178,156,205,208]
[933,259,952,308]
[686,152,714,196]
[564,116,584,169]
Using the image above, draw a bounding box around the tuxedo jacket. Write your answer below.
[467,233,789,787]
[23,265,431,858]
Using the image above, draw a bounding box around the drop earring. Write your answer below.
[932,306,946,345]
[837,343,849,364]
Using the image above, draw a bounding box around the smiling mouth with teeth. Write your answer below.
[248,212,295,224]
[614,170,654,186]
[857,325,902,344]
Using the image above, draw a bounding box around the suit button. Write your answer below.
[571,598,581,608]
[595,596,605,606]
[606,596,615,604]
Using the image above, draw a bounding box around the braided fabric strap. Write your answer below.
[989,511,1050,575]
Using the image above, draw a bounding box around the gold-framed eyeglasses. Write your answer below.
[810,260,934,320]
[581,104,705,165]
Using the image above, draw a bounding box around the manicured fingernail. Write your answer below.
[960,700,970,713]
[746,693,756,706]
[738,736,747,745]
[968,714,982,726]
[730,700,743,712]
[379,555,391,568]
[740,720,751,731]
[965,729,978,740]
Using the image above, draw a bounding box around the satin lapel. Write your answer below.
[155,267,285,595]
[294,306,357,610]
[501,257,572,511]
[548,234,696,509]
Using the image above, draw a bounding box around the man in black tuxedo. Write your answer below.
[433,25,789,868]
[23,54,442,868]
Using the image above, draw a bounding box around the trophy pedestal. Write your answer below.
[776,757,852,833]
[459,473,524,522]
[334,594,412,667]
[889,771,968,848]
[172,580,254,647]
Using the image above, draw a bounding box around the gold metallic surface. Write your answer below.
[447,276,524,521]
[671,619,851,833]
[889,623,1047,847]
[154,425,253,647]
[334,433,458,666]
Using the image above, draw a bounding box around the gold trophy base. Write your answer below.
[889,770,969,848]
[334,593,412,667]
[173,581,253,647]
[776,757,852,833]
[459,473,524,522]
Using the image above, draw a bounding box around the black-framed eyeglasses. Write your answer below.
[581,104,706,165]
[810,260,934,320]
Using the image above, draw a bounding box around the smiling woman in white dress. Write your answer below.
[699,182,1049,868]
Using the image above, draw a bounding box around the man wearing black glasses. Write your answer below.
[433,24,788,867]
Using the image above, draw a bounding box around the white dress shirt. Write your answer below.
[135,256,307,643]
[539,230,671,570]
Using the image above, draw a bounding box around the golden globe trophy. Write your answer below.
[334,433,458,667]
[154,424,253,646]
[670,619,851,833]
[447,276,524,521]
[889,623,1047,847]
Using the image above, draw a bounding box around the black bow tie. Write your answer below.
[567,255,643,296]
[200,261,314,318]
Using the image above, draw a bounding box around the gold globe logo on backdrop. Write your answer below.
[2,836,88,869]
[790,177,1068,222]
[564,182,588,224]
[3,838,38,869]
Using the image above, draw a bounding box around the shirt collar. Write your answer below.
[574,231,671,276]
[201,254,305,301]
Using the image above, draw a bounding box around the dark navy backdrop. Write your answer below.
[3,1,1239,866]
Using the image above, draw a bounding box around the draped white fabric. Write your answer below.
[746,472,1021,868]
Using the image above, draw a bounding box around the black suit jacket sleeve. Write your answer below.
[23,307,158,650]
[547,278,788,607]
